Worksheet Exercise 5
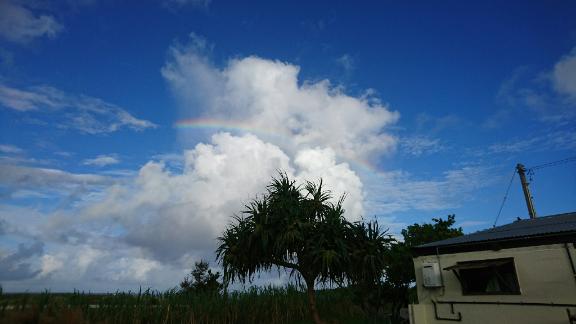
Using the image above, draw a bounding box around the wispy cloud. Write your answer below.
[335,54,355,73]
[0,0,63,44]
[400,136,445,156]
[364,166,495,215]
[414,113,462,134]
[0,164,113,195]
[300,16,336,35]
[0,155,52,168]
[162,0,212,10]
[486,129,576,155]
[552,47,576,102]
[0,144,23,154]
[83,155,120,167]
[54,151,73,158]
[0,85,60,111]
[487,47,576,127]
[0,84,157,134]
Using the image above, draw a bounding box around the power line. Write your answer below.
[493,169,516,228]
[528,156,576,171]
[493,156,575,227]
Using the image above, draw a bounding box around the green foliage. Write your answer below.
[180,260,223,295]
[347,221,393,285]
[217,174,348,285]
[381,214,464,323]
[345,221,394,317]
[216,173,392,324]
[0,286,383,324]
[401,214,463,249]
[389,214,463,286]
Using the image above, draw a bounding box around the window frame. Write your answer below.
[445,257,521,296]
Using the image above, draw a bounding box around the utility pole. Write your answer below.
[516,163,537,219]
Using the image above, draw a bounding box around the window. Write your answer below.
[445,258,520,295]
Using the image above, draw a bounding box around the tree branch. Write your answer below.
[271,259,300,271]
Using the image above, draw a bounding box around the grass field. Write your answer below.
[0,285,391,324]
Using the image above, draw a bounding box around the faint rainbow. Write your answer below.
[174,118,382,174]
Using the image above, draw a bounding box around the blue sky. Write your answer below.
[0,0,575,292]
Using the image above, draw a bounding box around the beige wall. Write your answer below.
[409,243,576,324]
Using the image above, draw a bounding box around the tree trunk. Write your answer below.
[305,277,324,324]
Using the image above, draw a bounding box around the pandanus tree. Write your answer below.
[216,173,392,324]
[346,221,394,315]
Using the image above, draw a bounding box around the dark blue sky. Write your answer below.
[0,0,575,291]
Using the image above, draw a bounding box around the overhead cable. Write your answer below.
[529,156,576,171]
[493,169,517,228]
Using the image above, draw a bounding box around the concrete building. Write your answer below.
[409,212,576,324]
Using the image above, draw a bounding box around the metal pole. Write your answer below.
[516,163,537,219]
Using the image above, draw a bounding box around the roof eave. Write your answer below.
[412,231,576,257]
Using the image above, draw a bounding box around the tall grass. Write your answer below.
[0,285,389,323]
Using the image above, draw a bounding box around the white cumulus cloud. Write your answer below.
[78,133,363,263]
[162,34,399,162]
[0,132,367,291]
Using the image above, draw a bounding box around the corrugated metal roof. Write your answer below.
[417,211,576,248]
